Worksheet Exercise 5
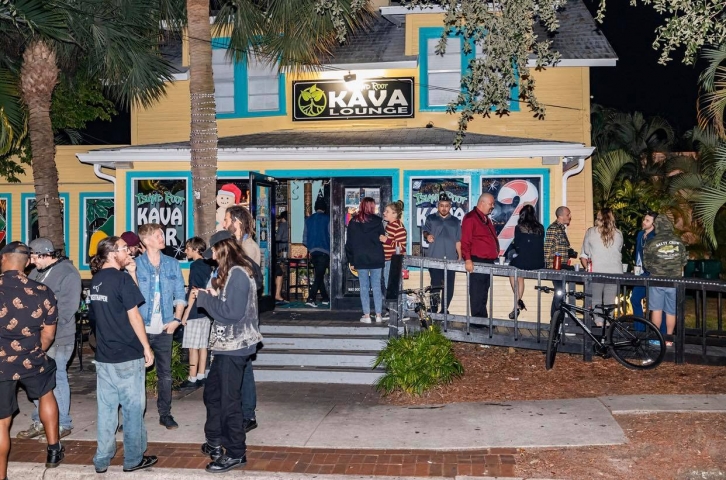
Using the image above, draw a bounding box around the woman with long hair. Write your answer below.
[380,200,407,301]
[345,197,386,323]
[506,204,545,319]
[190,231,262,473]
[580,208,624,325]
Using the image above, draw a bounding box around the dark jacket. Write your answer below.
[643,215,688,277]
[634,229,656,275]
[509,226,545,270]
[345,215,385,270]
[303,212,330,255]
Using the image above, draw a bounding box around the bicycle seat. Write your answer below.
[596,304,618,313]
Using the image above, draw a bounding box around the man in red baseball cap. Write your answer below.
[120,231,145,258]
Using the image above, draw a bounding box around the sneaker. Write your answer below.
[381,312,390,321]
[321,300,330,306]
[244,418,258,433]
[45,444,64,468]
[375,314,383,323]
[179,379,198,389]
[159,414,179,430]
[123,455,158,472]
[16,422,45,439]
[305,300,318,308]
[38,426,72,442]
[360,315,372,323]
[205,454,247,473]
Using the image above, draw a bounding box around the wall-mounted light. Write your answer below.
[343,72,357,83]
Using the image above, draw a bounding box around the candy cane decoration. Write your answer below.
[496,179,539,255]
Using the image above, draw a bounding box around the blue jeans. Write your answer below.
[240,357,256,420]
[32,343,74,429]
[94,358,148,471]
[383,261,391,299]
[358,268,383,315]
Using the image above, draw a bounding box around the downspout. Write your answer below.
[561,157,585,207]
[93,164,118,230]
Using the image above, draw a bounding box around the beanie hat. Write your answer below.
[218,184,242,204]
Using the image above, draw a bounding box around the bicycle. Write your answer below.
[400,286,442,330]
[535,285,666,370]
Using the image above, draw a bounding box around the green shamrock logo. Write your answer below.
[298,84,327,117]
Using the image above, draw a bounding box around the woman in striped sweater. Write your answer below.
[379,200,407,301]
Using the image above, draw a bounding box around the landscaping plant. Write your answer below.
[373,326,463,396]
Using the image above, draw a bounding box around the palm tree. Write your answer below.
[4,0,175,250]
[181,0,372,241]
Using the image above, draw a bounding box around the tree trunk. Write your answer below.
[187,0,218,242]
[20,40,64,252]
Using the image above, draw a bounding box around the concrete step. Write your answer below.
[254,365,384,384]
[262,334,387,351]
[260,324,389,336]
[256,349,379,368]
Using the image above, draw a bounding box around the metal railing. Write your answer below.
[386,255,726,365]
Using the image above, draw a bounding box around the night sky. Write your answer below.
[586,0,701,137]
[83,1,702,145]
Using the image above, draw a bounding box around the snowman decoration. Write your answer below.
[215,183,242,231]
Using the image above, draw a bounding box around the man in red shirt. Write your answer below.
[461,193,499,319]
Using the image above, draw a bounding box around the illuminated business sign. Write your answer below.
[292,78,414,121]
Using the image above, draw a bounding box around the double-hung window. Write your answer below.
[211,38,286,118]
[419,27,519,112]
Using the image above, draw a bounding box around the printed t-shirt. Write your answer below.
[0,271,58,381]
[89,268,146,364]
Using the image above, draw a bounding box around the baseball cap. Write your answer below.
[29,237,55,255]
[0,241,31,256]
[203,230,234,259]
[120,231,142,247]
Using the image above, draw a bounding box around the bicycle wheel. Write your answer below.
[607,315,666,370]
[545,311,564,370]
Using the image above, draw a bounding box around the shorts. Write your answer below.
[183,316,212,349]
[648,287,676,316]
[0,361,57,419]
[275,262,284,277]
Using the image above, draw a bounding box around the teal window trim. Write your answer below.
[126,171,193,268]
[0,193,12,248]
[21,192,70,256]
[212,38,287,119]
[79,192,114,271]
[419,27,520,113]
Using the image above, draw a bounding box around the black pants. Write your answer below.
[204,354,249,458]
[309,252,330,302]
[148,332,173,416]
[429,268,455,313]
[469,256,495,318]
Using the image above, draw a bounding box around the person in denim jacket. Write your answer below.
[132,223,187,430]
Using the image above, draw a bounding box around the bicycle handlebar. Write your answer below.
[534,285,590,300]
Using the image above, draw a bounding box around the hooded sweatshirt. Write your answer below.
[643,215,688,277]
[345,215,386,269]
[28,258,82,346]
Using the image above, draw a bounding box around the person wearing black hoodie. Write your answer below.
[345,197,385,323]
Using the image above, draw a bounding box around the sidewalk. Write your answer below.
[6,362,726,478]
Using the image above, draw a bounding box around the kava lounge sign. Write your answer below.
[293,78,414,121]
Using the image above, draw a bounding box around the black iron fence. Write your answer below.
[386,255,726,365]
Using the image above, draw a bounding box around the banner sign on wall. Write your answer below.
[481,176,542,256]
[293,78,414,121]
[410,177,470,257]
[82,196,115,268]
[24,196,66,246]
[133,178,187,260]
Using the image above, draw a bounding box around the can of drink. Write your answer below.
[553,254,562,270]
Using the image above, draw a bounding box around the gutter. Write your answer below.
[561,157,586,207]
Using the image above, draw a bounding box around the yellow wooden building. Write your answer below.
[0,0,616,313]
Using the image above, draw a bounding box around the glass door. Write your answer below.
[249,172,277,310]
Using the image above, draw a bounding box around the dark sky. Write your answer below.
[82,0,703,145]
[585,0,701,136]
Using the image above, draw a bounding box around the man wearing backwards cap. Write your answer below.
[0,242,65,479]
[120,231,145,258]
[15,238,81,442]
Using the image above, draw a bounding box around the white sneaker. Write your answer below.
[375,315,383,323]
[305,300,318,308]
[360,315,372,323]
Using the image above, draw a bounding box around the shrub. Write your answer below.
[373,326,464,396]
[146,340,188,394]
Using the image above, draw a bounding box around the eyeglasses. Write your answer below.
[115,245,129,252]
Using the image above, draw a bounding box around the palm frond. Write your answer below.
[698,44,726,136]
[692,182,726,248]
[592,149,634,202]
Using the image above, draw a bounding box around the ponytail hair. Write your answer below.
[386,200,404,221]
[91,236,121,274]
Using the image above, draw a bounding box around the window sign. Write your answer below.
[133,178,187,260]
[481,176,542,256]
[0,197,7,250]
[81,194,114,269]
[23,195,67,249]
[410,177,470,257]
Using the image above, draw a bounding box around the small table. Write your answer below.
[283,257,312,301]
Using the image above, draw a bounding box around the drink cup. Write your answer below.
[574,263,580,272]
[634,265,642,275]
[622,263,628,273]
[498,256,505,265]
[553,254,562,270]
